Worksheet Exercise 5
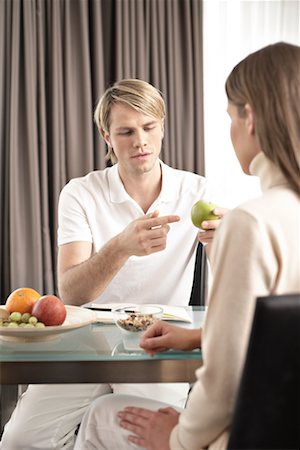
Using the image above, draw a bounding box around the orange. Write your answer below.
[6,287,41,314]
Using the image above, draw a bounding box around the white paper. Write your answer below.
[86,303,193,324]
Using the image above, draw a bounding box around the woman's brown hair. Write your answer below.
[225,42,300,195]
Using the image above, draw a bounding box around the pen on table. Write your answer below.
[84,306,113,311]
[84,306,136,313]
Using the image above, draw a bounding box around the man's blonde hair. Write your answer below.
[94,79,166,164]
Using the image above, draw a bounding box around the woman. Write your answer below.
[74,42,300,450]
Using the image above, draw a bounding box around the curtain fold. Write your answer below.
[0,0,204,302]
[8,1,47,294]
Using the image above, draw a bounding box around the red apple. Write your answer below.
[31,295,67,326]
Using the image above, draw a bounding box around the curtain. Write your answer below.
[203,0,300,209]
[0,0,204,302]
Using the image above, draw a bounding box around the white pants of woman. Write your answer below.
[74,394,183,450]
[0,383,188,450]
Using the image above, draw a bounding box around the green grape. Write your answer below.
[8,322,19,328]
[21,313,31,323]
[28,316,38,325]
[0,314,47,329]
[9,312,22,322]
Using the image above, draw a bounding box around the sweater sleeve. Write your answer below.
[170,207,278,449]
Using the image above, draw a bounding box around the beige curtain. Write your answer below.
[0,0,204,302]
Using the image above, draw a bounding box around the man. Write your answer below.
[0,79,223,450]
[57,79,219,307]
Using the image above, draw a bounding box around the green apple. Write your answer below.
[191,200,219,229]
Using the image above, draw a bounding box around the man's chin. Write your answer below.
[132,156,159,173]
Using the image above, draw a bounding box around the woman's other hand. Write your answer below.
[140,321,201,355]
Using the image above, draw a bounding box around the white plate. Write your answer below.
[0,306,97,342]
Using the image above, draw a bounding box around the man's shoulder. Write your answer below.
[162,162,206,183]
[162,163,208,194]
[63,166,112,192]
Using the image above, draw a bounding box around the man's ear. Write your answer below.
[161,119,165,138]
[101,129,111,147]
[244,103,255,135]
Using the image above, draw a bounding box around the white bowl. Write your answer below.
[112,305,163,351]
[113,305,163,333]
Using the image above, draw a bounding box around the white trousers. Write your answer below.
[0,383,189,450]
[74,393,183,450]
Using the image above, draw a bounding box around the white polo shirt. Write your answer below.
[58,161,212,306]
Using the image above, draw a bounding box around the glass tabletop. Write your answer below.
[0,307,205,362]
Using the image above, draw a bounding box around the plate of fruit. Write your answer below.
[0,288,96,342]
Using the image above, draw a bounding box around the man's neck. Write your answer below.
[120,162,162,213]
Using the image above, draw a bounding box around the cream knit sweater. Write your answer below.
[170,152,300,450]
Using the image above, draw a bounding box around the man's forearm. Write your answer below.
[58,235,129,305]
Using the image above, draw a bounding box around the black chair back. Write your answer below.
[189,242,207,306]
[227,293,300,449]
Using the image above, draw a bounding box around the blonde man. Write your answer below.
[1,79,223,449]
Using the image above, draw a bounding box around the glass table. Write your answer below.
[0,307,204,433]
[0,307,204,384]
